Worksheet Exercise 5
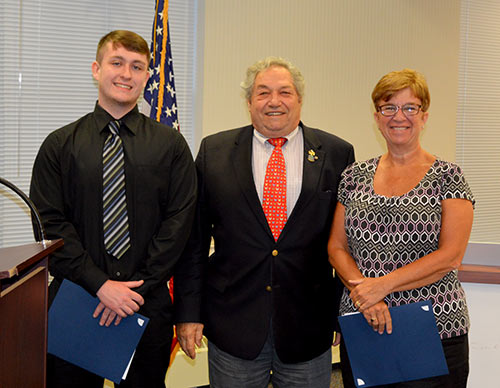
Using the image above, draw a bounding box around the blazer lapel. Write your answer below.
[231,126,274,237]
[284,124,325,232]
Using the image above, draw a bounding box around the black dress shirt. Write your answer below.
[30,103,197,316]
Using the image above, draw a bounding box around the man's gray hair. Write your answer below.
[240,56,305,101]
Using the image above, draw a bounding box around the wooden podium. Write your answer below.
[0,239,63,388]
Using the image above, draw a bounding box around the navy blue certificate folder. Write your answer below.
[48,279,149,384]
[338,300,448,387]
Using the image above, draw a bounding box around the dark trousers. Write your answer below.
[47,316,173,388]
[340,333,469,388]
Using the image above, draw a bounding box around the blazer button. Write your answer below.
[265,285,272,292]
[272,249,278,257]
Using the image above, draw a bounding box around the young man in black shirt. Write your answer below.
[30,30,197,388]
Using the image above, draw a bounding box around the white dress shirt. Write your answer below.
[252,126,304,218]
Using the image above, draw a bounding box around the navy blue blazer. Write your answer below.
[175,123,354,363]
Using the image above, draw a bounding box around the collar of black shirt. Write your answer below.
[94,101,141,136]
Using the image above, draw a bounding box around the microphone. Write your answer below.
[0,176,46,243]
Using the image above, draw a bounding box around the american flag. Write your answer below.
[143,1,181,362]
[143,0,179,131]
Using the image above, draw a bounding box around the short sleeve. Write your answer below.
[337,162,356,206]
[439,161,475,207]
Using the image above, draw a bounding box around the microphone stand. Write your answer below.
[0,176,46,244]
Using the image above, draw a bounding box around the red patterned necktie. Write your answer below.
[263,137,287,241]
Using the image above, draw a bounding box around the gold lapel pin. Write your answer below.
[307,149,318,162]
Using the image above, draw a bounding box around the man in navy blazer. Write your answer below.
[174,57,354,387]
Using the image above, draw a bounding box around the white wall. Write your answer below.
[200,0,460,162]
[462,282,500,387]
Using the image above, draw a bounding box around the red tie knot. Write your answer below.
[268,137,287,148]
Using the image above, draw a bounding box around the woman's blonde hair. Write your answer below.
[371,69,430,112]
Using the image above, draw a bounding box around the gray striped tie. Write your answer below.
[103,120,130,259]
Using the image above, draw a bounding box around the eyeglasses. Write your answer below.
[377,104,422,117]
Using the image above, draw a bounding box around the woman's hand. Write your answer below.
[361,300,392,335]
[349,278,392,334]
[349,277,390,311]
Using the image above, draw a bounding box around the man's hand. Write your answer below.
[176,322,204,360]
[93,303,123,327]
[94,279,144,326]
[333,331,341,347]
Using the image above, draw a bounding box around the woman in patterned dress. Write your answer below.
[328,69,474,388]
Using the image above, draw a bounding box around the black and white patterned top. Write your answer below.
[338,156,475,339]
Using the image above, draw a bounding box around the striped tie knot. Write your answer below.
[108,120,121,136]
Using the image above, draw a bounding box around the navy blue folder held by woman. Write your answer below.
[48,279,149,384]
[338,300,448,387]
